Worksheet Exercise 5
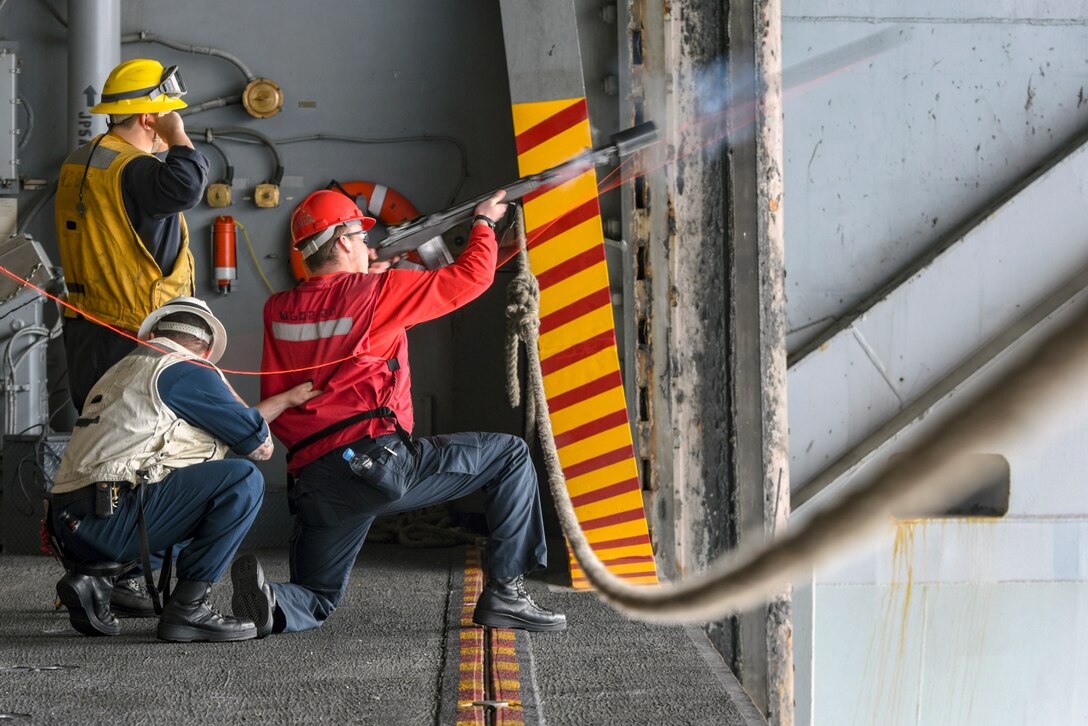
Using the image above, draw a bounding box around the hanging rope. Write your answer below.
[504,207,537,444]
[505,242,1088,624]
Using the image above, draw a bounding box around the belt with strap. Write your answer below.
[50,485,102,508]
[286,406,416,462]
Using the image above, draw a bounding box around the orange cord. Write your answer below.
[0,262,357,376]
[2,162,642,376]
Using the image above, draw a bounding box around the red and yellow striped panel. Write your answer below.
[512,97,659,589]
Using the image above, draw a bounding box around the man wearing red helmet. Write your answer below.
[231,189,566,637]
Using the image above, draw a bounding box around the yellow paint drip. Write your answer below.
[891,521,917,640]
[858,520,922,726]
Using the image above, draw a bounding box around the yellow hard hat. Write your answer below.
[90,59,188,115]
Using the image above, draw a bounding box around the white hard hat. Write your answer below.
[137,296,228,364]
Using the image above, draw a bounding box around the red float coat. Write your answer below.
[261,225,497,472]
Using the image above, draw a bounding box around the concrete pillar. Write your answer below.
[725,0,792,720]
[752,0,792,721]
[622,0,791,722]
[620,0,678,582]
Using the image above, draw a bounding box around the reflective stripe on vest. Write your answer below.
[270,317,353,342]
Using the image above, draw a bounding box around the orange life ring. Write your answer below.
[290,181,420,281]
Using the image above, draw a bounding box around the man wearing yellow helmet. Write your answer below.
[55,58,207,413]
[54,58,209,622]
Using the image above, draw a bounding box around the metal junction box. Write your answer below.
[0,234,55,437]
[0,44,18,195]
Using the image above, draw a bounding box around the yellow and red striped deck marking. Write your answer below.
[457,549,487,726]
[456,548,525,724]
[489,628,524,725]
[512,97,659,588]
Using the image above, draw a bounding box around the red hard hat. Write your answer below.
[291,190,376,258]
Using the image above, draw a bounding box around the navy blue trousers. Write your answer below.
[63,315,137,415]
[272,432,548,634]
[52,459,264,583]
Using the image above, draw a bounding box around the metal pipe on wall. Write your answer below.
[67,0,120,151]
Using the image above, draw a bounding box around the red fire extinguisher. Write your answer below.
[213,216,237,294]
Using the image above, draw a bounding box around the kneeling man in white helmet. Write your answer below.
[48,296,319,642]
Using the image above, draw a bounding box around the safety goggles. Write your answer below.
[101,65,188,103]
[151,65,187,100]
[342,228,369,244]
[296,226,368,260]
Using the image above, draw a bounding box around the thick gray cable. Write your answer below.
[191,127,283,184]
[506,248,1088,624]
[193,135,232,184]
[216,132,469,205]
[122,31,256,82]
[179,95,242,117]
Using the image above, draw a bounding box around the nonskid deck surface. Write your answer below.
[0,544,761,725]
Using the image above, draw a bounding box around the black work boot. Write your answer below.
[156,580,257,643]
[56,572,121,636]
[472,575,567,632]
[230,554,276,638]
[110,577,156,618]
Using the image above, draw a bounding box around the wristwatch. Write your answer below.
[472,214,497,229]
